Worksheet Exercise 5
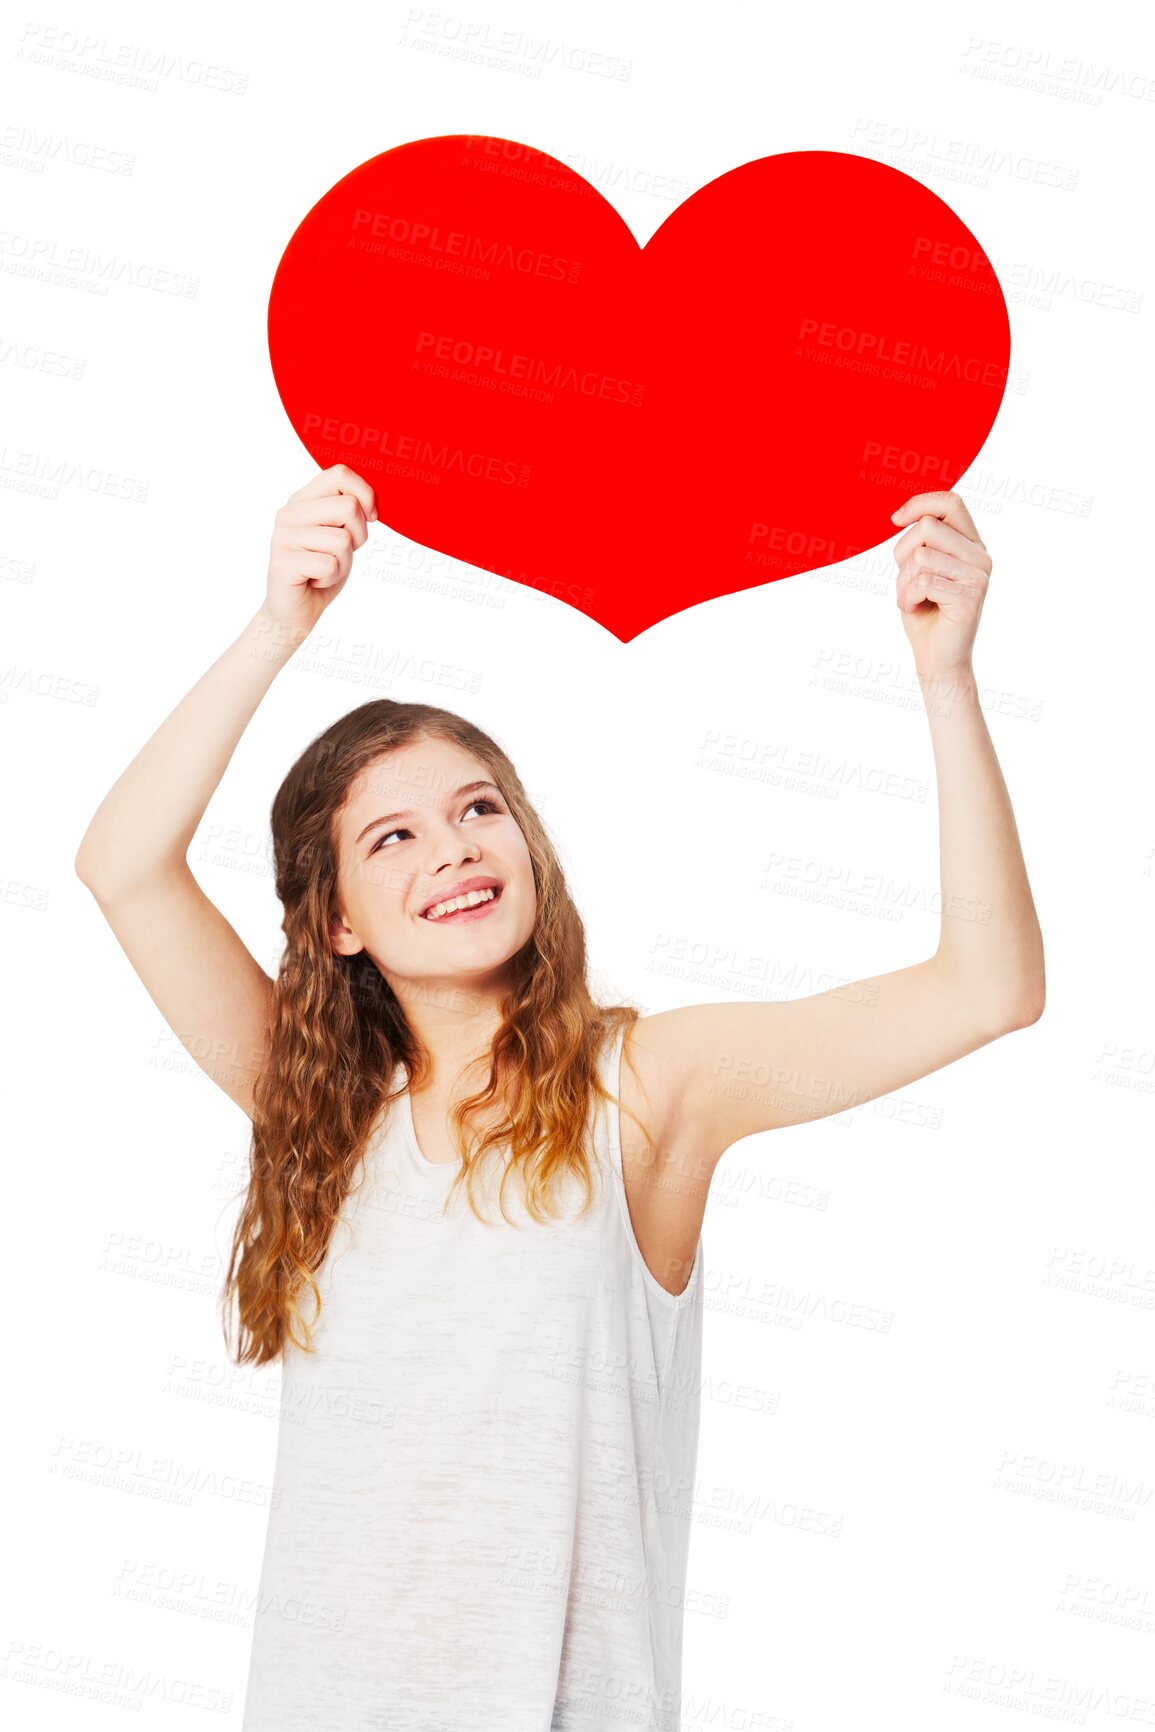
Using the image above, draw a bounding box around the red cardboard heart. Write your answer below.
[268,136,1010,642]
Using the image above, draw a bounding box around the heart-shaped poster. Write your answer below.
[268,136,1010,642]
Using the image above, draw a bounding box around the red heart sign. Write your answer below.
[268,136,1010,642]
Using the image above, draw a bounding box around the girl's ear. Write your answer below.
[328,902,364,958]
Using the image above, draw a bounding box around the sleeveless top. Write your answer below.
[240,1024,705,1732]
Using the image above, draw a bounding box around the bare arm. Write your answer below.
[895,489,1044,1008]
[629,489,1046,1163]
[75,464,379,1117]
[74,605,312,897]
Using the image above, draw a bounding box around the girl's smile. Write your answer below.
[421,884,504,925]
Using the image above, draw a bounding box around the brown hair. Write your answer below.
[220,699,647,1366]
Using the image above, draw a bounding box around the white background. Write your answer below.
[4,0,1153,1726]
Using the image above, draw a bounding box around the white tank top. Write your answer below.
[241,1024,705,1732]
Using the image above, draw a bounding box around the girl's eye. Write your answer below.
[369,796,501,854]
[370,827,407,853]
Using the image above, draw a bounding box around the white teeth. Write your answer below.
[424,887,498,921]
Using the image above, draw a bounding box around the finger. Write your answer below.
[296,463,378,524]
[898,564,957,613]
[286,523,357,559]
[897,551,974,609]
[294,551,341,584]
[902,550,977,587]
[890,490,981,544]
[311,566,350,591]
[894,515,990,570]
[279,493,369,548]
[901,572,949,613]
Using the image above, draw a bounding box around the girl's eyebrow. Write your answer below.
[353,780,501,847]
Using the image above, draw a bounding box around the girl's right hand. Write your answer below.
[264,464,378,639]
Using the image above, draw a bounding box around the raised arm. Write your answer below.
[74,464,378,1117]
[629,490,1046,1165]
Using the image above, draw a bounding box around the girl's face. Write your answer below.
[330,736,537,995]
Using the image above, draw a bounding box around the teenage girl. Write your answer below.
[75,464,1044,1732]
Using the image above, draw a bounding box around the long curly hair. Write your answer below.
[220,699,647,1367]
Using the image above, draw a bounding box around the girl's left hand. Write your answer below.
[890,490,992,678]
